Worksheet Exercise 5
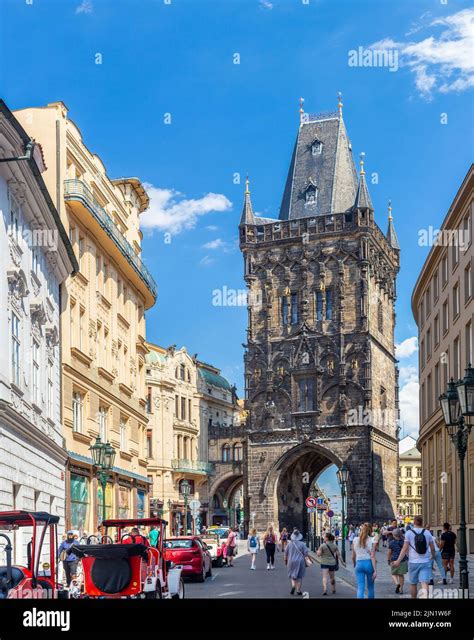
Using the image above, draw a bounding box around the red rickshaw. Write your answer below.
[72,517,184,599]
[0,510,62,599]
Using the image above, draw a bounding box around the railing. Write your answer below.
[171,459,215,475]
[64,179,157,300]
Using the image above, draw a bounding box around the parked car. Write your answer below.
[164,537,212,582]
[200,533,224,567]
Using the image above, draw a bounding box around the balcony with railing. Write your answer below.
[64,179,157,303]
[171,459,215,475]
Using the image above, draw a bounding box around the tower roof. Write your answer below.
[239,176,255,225]
[353,152,374,212]
[278,111,358,220]
[386,201,400,250]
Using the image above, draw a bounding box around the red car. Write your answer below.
[164,536,212,582]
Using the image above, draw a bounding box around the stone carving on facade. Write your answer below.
[45,324,59,349]
[7,267,29,301]
[30,300,47,327]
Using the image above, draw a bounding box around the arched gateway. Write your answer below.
[239,102,400,534]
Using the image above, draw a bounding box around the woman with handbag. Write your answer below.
[284,528,311,596]
[317,532,345,595]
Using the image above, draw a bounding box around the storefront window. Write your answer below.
[97,482,113,523]
[118,486,130,519]
[70,474,90,532]
[137,490,146,519]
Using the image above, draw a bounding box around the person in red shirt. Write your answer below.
[122,527,149,546]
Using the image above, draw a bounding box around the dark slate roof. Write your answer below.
[278,113,358,220]
[387,216,400,250]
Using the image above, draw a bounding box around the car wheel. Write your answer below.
[171,577,185,599]
[196,564,206,583]
[145,583,162,599]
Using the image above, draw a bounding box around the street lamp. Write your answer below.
[180,480,191,534]
[439,366,474,597]
[337,463,349,563]
[89,437,116,526]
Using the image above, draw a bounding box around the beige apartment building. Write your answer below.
[15,102,157,533]
[145,343,240,532]
[412,164,473,548]
[397,440,423,520]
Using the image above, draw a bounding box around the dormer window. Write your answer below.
[311,140,322,156]
[305,186,317,204]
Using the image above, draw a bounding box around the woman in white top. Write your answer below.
[352,523,377,598]
[247,528,260,570]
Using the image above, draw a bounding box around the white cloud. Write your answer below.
[75,0,93,14]
[202,238,225,250]
[259,0,274,9]
[396,336,419,359]
[369,8,474,98]
[141,184,232,235]
[206,225,219,232]
[199,255,215,267]
[399,375,420,438]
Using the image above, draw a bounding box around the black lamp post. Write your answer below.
[89,437,116,526]
[180,480,191,534]
[439,366,474,597]
[337,464,349,563]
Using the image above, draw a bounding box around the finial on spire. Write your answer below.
[359,152,365,176]
[337,91,343,116]
[299,97,305,124]
[388,199,393,220]
[245,175,250,195]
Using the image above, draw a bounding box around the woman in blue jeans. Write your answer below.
[352,523,377,598]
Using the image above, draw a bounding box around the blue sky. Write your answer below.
[2,0,473,447]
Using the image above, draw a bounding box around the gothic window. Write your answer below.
[305,186,317,204]
[380,386,387,411]
[297,378,315,412]
[378,301,384,334]
[316,291,323,321]
[325,289,333,320]
[312,141,322,155]
[281,296,289,326]
[291,292,298,325]
[11,312,20,387]
[233,443,243,461]
[222,444,231,462]
[213,495,220,509]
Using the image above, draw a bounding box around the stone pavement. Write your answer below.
[309,540,474,599]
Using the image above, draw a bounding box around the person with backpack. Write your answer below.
[247,528,260,570]
[317,532,345,595]
[262,524,277,570]
[391,515,435,598]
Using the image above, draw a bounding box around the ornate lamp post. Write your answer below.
[180,480,191,534]
[336,463,349,563]
[309,486,318,551]
[167,499,173,534]
[439,366,474,597]
[89,437,116,526]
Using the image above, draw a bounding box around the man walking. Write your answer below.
[440,522,457,585]
[392,515,435,599]
[58,530,79,586]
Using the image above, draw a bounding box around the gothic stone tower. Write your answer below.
[240,102,400,534]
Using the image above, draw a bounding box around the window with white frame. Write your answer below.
[464,263,472,302]
[72,391,84,433]
[98,406,107,441]
[9,194,21,244]
[32,339,40,406]
[79,307,85,352]
[11,312,20,387]
[453,283,460,317]
[47,359,54,418]
[120,418,127,452]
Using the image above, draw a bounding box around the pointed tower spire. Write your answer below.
[337,91,343,118]
[240,174,255,226]
[353,152,373,212]
[299,97,305,124]
[386,199,400,250]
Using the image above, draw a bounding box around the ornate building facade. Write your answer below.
[240,101,400,533]
[0,101,76,558]
[15,102,157,533]
[397,437,423,521]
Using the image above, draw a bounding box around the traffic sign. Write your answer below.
[305,496,317,508]
[327,510,334,518]
[307,507,316,514]
[189,499,201,510]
